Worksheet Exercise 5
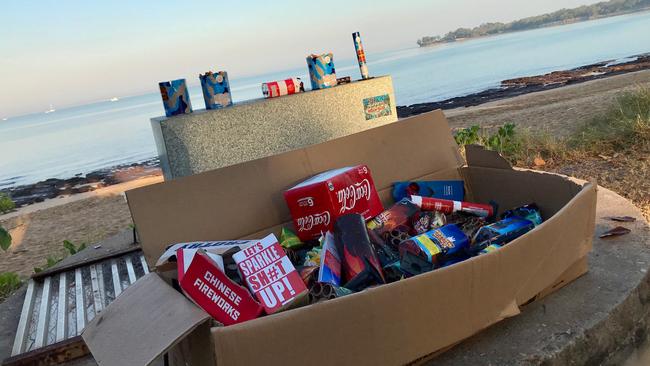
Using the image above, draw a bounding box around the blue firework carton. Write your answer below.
[398,224,469,276]
[392,180,464,202]
[199,71,232,110]
[159,79,192,117]
[468,217,536,255]
[306,53,337,90]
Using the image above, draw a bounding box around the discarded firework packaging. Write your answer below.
[399,224,470,276]
[318,231,341,286]
[393,180,464,202]
[284,165,383,241]
[468,217,536,255]
[411,211,446,235]
[352,32,369,79]
[179,250,263,326]
[334,213,385,291]
[367,198,420,250]
[411,195,494,218]
[159,79,192,117]
[336,76,351,84]
[297,265,319,288]
[199,71,232,110]
[262,78,305,98]
[86,111,597,366]
[303,246,322,266]
[176,248,225,283]
[233,234,308,314]
[502,203,543,226]
[447,212,488,239]
[306,53,337,89]
[156,240,257,272]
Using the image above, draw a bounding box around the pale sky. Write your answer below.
[0,0,600,117]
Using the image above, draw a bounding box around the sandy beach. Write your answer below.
[1,69,649,278]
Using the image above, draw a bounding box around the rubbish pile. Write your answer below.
[161,164,544,326]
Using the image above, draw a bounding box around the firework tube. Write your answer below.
[262,78,304,98]
[410,195,494,218]
[352,32,369,79]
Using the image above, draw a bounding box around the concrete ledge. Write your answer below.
[430,186,650,365]
[151,76,397,179]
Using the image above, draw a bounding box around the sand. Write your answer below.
[1,70,649,278]
[0,176,162,277]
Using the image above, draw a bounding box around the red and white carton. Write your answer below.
[179,250,263,326]
[233,234,308,314]
[284,165,383,241]
[176,248,225,283]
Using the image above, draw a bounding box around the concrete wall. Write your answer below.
[151,76,397,180]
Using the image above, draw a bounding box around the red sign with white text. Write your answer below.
[180,251,263,326]
[233,234,308,314]
[283,165,383,241]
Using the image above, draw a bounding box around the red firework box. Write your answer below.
[233,234,308,314]
[284,165,383,241]
[179,250,263,326]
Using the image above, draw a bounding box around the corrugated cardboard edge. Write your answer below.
[81,273,210,366]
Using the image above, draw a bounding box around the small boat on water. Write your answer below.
[44,104,56,114]
[109,97,119,102]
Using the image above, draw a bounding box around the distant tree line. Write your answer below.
[417,0,650,46]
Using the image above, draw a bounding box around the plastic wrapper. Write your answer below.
[334,214,385,291]
[262,78,304,98]
[280,227,304,249]
[159,79,192,117]
[399,224,469,276]
[306,53,337,90]
[199,71,232,109]
[479,244,502,255]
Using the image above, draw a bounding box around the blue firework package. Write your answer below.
[502,203,543,226]
[392,180,464,202]
[469,217,536,255]
[199,71,232,110]
[398,224,469,276]
[306,53,337,90]
[159,79,192,117]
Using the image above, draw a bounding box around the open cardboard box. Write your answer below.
[82,110,597,366]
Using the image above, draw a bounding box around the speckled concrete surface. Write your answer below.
[151,76,397,179]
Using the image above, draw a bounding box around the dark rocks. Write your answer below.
[397,53,650,119]
[1,158,161,209]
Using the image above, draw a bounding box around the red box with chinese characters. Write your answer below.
[233,234,308,314]
[179,250,263,326]
[284,165,383,241]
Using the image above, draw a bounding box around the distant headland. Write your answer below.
[417,0,650,47]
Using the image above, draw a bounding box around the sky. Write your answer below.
[0,0,601,117]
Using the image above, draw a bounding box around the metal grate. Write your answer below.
[11,251,149,356]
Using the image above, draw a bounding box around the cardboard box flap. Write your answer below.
[82,273,210,366]
[127,109,464,265]
[465,144,512,170]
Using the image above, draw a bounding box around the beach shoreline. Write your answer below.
[2,53,650,215]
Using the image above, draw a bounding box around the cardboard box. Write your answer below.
[82,110,596,366]
[284,165,383,241]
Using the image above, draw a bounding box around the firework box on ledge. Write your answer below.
[306,53,337,90]
[199,71,232,110]
[83,110,596,366]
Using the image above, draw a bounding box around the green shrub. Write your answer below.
[0,193,14,214]
[0,227,11,251]
[33,240,87,273]
[0,272,22,302]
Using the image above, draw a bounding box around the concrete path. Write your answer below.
[0,186,648,365]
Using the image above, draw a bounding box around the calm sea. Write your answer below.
[2,11,650,188]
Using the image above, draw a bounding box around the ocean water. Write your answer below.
[2,11,650,188]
